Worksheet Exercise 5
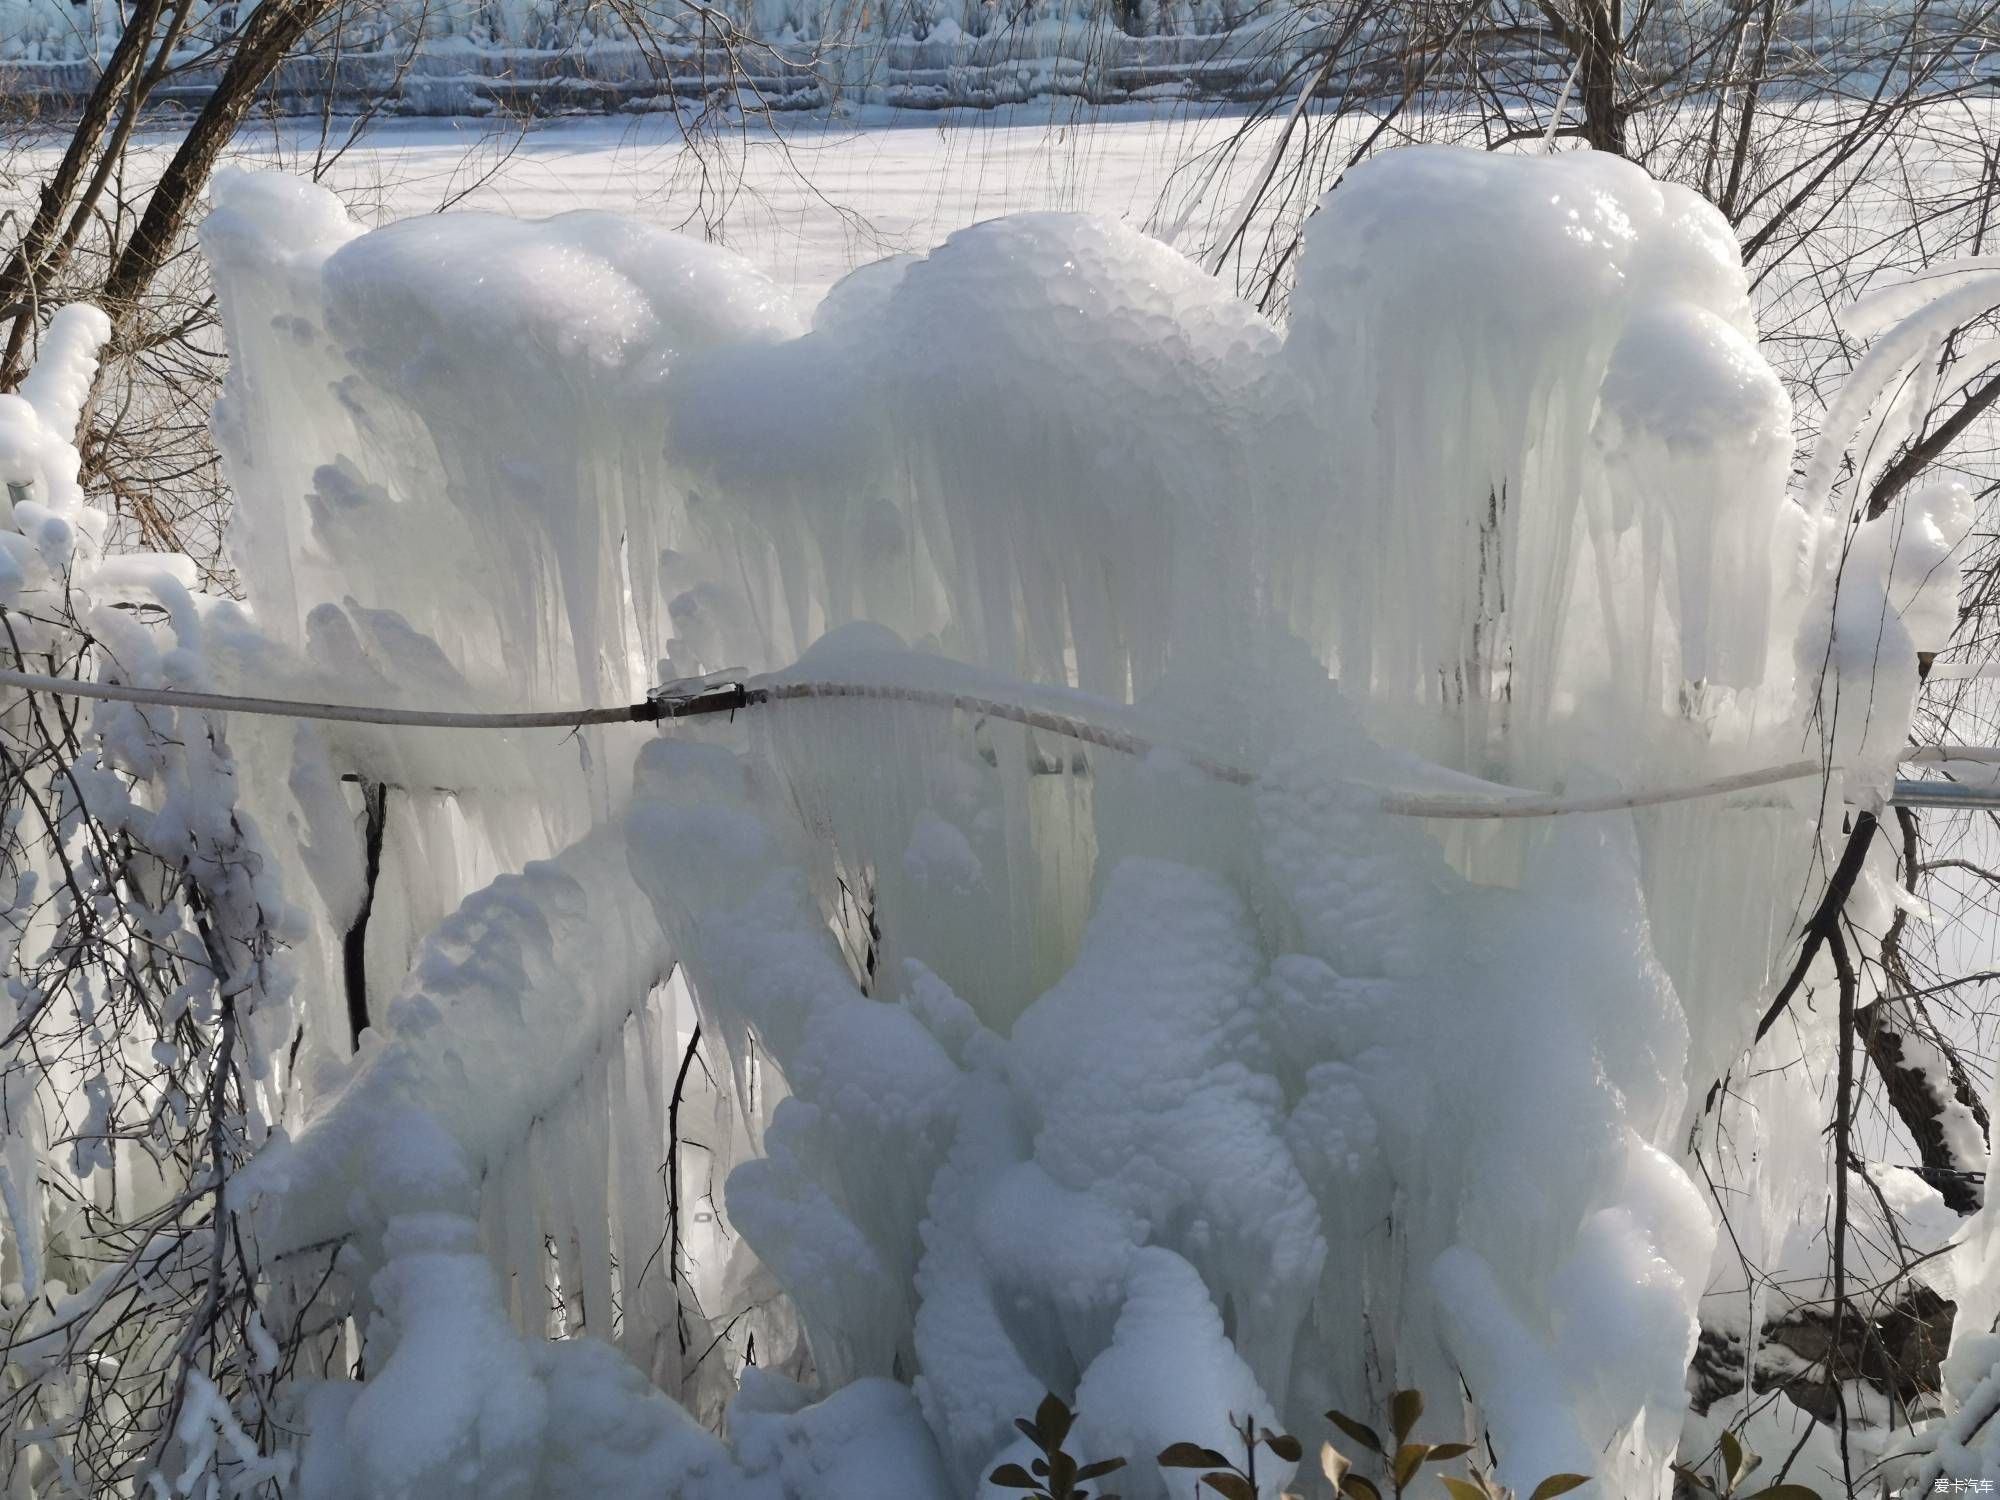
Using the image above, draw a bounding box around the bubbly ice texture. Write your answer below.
[185,145,1984,1497]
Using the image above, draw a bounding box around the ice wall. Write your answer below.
[664,148,1825,1120]
[194,146,1962,1498]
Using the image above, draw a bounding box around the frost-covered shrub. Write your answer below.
[0,309,307,1495]
[1,140,1993,1498]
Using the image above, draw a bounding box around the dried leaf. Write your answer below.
[1719,1432,1744,1491]
[1527,1475,1591,1500]
[1320,1442,1352,1488]
[1201,1472,1257,1500]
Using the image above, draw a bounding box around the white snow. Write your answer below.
[2,118,1985,1498]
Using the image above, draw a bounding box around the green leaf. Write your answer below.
[1017,1418,1044,1447]
[1262,1432,1304,1463]
[1390,1390,1425,1445]
[1326,1411,1385,1456]
[1527,1475,1591,1500]
[1049,1451,1077,1492]
[1392,1443,1430,1490]
[1426,1443,1473,1463]
[1440,1481,1489,1500]
[1201,1473,1257,1500]
[1740,1487,1825,1500]
[1036,1395,1074,1451]
[1158,1444,1233,1470]
[1033,1459,1049,1477]
[990,1463,1041,1490]
[1340,1477,1383,1500]
[1076,1458,1128,1481]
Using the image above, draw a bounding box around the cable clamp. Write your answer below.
[644,670,753,721]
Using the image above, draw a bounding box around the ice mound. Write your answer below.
[186,145,1974,1498]
[667,210,1281,686]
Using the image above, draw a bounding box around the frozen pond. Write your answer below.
[214,104,1293,299]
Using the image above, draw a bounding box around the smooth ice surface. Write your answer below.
[176,142,1985,1498]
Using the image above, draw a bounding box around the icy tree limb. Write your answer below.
[1751,812,1879,1047]
[1865,362,2000,520]
[99,0,340,323]
[341,779,388,1050]
[1828,921,1860,1490]
[0,0,174,383]
[1869,808,1989,1213]
[251,822,674,1254]
[1861,1000,1991,1213]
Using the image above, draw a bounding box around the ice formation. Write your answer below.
[5,144,1976,1496]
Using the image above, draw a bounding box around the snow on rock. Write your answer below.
[1899,1049,2000,1486]
[184,143,1963,1498]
